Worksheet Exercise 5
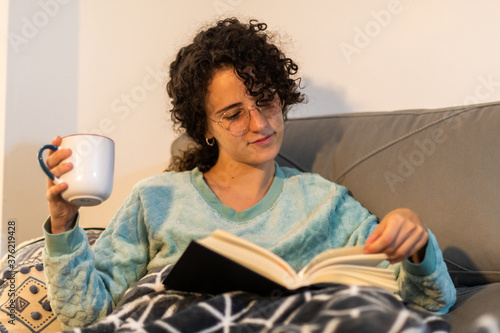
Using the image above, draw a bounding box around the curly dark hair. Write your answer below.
[166,18,305,172]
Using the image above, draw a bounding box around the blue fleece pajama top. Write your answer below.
[43,165,456,328]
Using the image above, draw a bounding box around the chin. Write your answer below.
[253,148,280,166]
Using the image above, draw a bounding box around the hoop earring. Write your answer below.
[205,137,215,146]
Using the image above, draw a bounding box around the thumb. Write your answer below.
[365,224,383,245]
[364,221,386,253]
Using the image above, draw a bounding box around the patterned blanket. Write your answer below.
[64,265,452,333]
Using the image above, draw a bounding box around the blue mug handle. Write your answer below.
[38,145,63,184]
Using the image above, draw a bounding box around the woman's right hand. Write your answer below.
[45,136,80,234]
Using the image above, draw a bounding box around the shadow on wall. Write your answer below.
[288,77,353,118]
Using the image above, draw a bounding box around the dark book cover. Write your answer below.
[163,241,292,297]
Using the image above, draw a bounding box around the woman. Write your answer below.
[44,18,456,328]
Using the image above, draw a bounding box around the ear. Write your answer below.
[205,126,214,140]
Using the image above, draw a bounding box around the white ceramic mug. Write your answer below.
[38,134,115,206]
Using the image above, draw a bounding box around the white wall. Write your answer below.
[3,0,79,247]
[0,1,9,254]
[236,0,500,115]
[3,0,500,244]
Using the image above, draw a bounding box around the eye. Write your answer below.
[223,108,244,121]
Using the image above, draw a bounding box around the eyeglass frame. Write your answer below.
[208,98,283,136]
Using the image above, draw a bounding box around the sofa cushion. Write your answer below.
[277,101,500,287]
[444,283,500,333]
[0,228,104,332]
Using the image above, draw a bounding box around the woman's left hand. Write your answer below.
[364,208,429,264]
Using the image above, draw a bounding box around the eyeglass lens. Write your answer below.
[221,101,281,134]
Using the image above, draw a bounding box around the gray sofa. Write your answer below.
[275,101,500,332]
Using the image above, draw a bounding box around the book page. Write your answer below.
[300,267,399,294]
[299,246,388,278]
[199,230,298,286]
[304,265,395,284]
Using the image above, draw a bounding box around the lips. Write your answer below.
[251,134,273,145]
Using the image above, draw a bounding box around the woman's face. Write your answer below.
[205,68,284,169]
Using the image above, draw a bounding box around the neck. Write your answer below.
[203,159,276,211]
[207,159,276,191]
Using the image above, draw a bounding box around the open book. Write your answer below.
[163,229,398,296]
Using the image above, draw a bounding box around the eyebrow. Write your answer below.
[214,102,243,115]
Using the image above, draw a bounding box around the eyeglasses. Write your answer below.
[209,98,282,136]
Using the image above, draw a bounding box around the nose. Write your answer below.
[247,107,269,131]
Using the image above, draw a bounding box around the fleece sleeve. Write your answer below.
[331,186,456,314]
[395,231,457,314]
[43,186,150,329]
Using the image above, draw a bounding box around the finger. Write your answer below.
[386,227,418,262]
[46,182,68,202]
[410,238,429,264]
[365,223,383,246]
[381,215,425,258]
[46,162,73,189]
[52,136,61,144]
[388,232,427,263]
[405,228,429,262]
[389,226,429,263]
[384,224,413,256]
[370,210,409,254]
[365,221,401,255]
[46,148,72,169]
[369,229,398,255]
[51,161,73,179]
[48,136,63,156]
[387,237,416,263]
